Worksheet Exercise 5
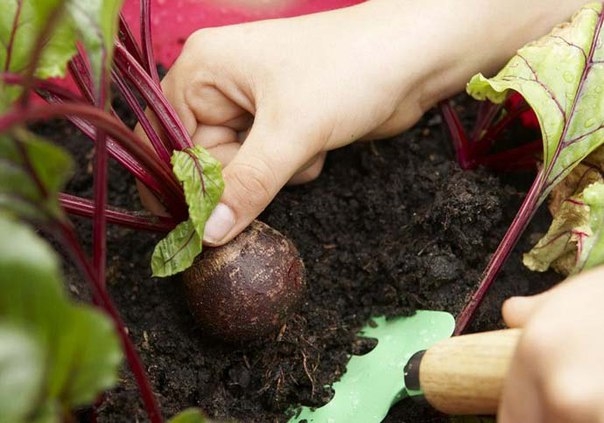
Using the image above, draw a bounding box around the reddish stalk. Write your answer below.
[0,101,188,219]
[439,101,474,169]
[91,57,111,287]
[140,0,161,84]
[454,169,545,334]
[118,13,145,65]
[111,66,172,163]
[60,193,176,232]
[68,53,96,102]
[113,43,192,151]
[56,220,163,423]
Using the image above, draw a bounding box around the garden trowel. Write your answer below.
[288,311,520,422]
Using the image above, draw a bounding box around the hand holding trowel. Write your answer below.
[290,311,520,422]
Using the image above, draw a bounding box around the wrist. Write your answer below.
[366,0,592,114]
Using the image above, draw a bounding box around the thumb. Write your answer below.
[202,121,320,246]
[502,291,550,328]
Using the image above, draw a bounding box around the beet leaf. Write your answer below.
[0,0,75,105]
[152,146,224,277]
[167,408,211,423]
[523,145,604,274]
[0,130,73,222]
[0,213,122,420]
[469,3,604,195]
[457,3,604,333]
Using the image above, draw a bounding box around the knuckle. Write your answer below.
[226,159,278,209]
[183,28,221,53]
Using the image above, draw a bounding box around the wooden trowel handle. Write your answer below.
[405,328,521,415]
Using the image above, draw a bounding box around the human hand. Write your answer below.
[139,0,588,245]
[499,266,604,423]
[140,0,437,245]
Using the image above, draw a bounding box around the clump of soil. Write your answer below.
[47,97,558,422]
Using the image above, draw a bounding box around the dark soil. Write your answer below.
[45,96,559,423]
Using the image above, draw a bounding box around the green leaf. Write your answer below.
[151,218,201,277]
[522,188,591,274]
[168,408,211,423]
[151,147,224,277]
[0,213,122,418]
[577,182,604,270]
[523,146,604,274]
[0,0,76,78]
[467,3,604,202]
[172,146,224,240]
[47,305,122,406]
[0,0,76,107]
[0,0,123,107]
[0,131,73,221]
[0,325,45,423]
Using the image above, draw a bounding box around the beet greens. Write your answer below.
[3,0,604,420]
[0,0,219,421]
[450,3,604,333]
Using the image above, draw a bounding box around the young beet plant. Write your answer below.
[0,0,223,421]
[448,2,604,334]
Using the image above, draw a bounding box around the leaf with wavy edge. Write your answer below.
[469,2,604,200]
[151,218,200,277]
[523,146,604,274]
[523,188,592,274]
[0,213,122,420]
[456,3,604,333]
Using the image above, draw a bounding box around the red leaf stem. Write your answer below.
[91,60,111,288]
[118,13,145,65]
[439,101,474,170]
[0,102,188,220]
[469,102,502,141]
[56,220,164,423]
[140,0,160,84]
[479,102,532,147]
[455,169,545,334]
[111,66,171,163]
[476,140,541,171]
[69,52,96,103]
[60,193,176,232]
[113,43,191,151]
[92,124,109,287]
[4,71,175,200]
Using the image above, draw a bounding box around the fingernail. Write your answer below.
[203,203,236,244]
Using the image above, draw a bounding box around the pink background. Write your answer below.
[121,0,364,66]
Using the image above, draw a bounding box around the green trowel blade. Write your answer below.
[288,310,455,423]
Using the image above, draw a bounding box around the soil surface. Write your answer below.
[44,96,559,423]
